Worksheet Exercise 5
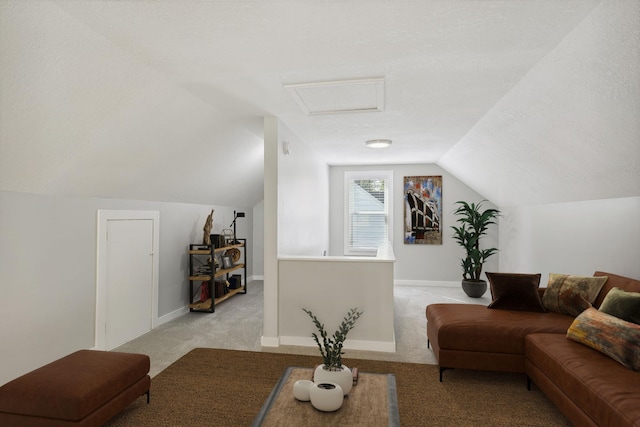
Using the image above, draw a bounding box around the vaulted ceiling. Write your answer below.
[1,1,638,208]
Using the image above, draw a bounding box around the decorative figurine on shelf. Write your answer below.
[202,209,214,245]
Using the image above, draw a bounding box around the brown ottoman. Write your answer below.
[0,350,150,426]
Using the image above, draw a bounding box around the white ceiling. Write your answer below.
[1,0,638,208]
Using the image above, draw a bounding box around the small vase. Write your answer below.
[293,379,313,401]
[314,365,352,395]
[310,382,343,412]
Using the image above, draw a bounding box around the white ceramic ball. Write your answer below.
[293,379,313,401]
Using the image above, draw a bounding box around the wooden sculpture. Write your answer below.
[203,209,214,245]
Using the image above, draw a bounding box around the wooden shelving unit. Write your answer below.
[187,238,247,313]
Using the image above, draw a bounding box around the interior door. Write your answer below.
[105,218,154,349]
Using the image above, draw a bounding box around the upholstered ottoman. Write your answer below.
[0,350,150,426]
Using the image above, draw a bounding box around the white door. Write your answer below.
[96,210,159,350]
[106,219,154,349]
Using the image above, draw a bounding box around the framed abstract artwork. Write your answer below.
[404,176,442,244]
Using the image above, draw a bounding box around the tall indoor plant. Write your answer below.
[451,200,500,297]
[303,307,363,395]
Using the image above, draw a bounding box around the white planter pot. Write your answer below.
[314,365,352,395]
[310,382,343,412]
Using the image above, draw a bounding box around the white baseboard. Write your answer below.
[261,336,280,347]
[157,306,190,326]
[279,336,396,353]
[250,275,264,281]
[394,279,459,287]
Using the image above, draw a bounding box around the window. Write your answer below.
[344,171,393,255]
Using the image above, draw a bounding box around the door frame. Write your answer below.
[95,210,160,350]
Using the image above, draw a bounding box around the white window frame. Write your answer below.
[344,170,393,255]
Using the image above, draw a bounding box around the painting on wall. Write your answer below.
[404,176,442,244]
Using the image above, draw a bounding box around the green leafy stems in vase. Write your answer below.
[302,307,363,370]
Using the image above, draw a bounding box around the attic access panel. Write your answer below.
[284,78,385,115]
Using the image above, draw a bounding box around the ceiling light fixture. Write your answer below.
[365,139,392,148]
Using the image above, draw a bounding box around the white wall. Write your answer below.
[277,126,330,256]
[262,117,280,346]
[262,117,331,347]
[500,196,640,284]
[278,254,395,352]
[0,190,253,385]
[252,199,265,278]
[329,164,499,283]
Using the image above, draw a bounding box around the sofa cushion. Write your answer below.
[567,307,640,371]
[525,333,640,427]
[593,271,640,308]
[427,304,573,355]
[541,273,608,316]
[486,272,545,312]
[598,287,640,325]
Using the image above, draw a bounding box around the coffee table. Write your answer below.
[251,367,399,426]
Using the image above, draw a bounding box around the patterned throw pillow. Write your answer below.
[486,272,545,312]
[599,287,640,325]
[542,274,608,317]
[567,307,640,371]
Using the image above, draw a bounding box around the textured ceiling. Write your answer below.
[1,0,638,208]
[439,0,640,207]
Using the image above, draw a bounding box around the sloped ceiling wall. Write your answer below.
[0,1,638,209]
[0,1,264,207]
[439,0,640,207]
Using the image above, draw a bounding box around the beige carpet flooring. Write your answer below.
[113,281,493,377]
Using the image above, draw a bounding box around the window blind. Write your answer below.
[347,177,389,252]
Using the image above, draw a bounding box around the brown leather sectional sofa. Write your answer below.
[426,271,640,427]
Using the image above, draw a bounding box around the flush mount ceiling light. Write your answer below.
[365,139,392,148]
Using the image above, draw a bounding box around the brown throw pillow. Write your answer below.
[599,287,640,325]
[567,307,640,371]
[542,273,608,317]
[486,272,545,312]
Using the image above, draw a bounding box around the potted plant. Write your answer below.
[302,307,363,395]
[451,200,500,298]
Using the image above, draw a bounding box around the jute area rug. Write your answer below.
[106,348,569,427]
